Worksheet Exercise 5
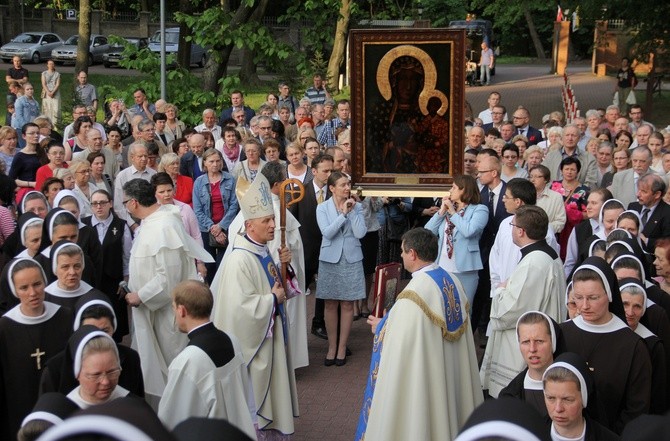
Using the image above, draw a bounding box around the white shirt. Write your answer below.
[194,123,222,141]
[564,219,600,278]
[312,180,327,203]
[489,215,560,289]
[488,181,504,216]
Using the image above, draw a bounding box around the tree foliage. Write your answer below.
[470,0,556,57]
[176,0,292,95]
[98,37,221,126]
[567,0,670,66]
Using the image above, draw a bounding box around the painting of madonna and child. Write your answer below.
[350,29,465,188]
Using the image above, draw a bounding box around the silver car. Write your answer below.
[52,34,110,65]
[0,32,64,64]
[148,28,207,67]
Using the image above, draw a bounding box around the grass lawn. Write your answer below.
[3,69,351,129]
[3,71,150,129]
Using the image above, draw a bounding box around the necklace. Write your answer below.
[17,308,49,370]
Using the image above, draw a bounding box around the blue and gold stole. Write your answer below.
[354,266,465,440]
[254,251,289,345]
[354,313,388,441]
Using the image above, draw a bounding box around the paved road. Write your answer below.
[465,60,614,127]
[292,60,643,441]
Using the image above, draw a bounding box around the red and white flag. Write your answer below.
[556,5,564,22]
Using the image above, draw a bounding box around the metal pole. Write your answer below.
[160,0,166,100]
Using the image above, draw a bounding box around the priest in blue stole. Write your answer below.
[356,228,483,441]
[212,173,299,439]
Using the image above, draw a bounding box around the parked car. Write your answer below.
[148,28,207,67]
[52,34,110,66]
[103,37,149,68]
[0,32,64,63]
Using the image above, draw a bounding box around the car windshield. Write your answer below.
[12,34,40,44]
[150,32,179,44]
[65,36,79,45]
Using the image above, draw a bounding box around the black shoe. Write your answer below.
[311,325,327,340]
[335,356,347,367]
[324,357,335,367]
[346,347,352,356]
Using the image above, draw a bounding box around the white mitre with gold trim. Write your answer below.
[237,174,274,220]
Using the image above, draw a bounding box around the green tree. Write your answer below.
[177,0,291,96]
[100,38,219,126]
[470,0,555,58]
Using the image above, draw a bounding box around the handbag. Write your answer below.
[208,232,227,248]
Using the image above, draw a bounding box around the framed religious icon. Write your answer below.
[350,29,465,196]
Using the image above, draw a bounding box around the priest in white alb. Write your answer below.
[480,205,566,398]
[158,280,256,438]
[122,178,214,406]
[223,162,308,369]
[355,228,483,441]
[212,173,299,440]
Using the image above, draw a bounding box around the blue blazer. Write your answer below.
[316,199,367,264]
[424,204,489,272]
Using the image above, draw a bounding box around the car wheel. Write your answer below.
[198,54,206,68]
[54,61,63,66]
[2,59,10,64]
[87,53,93,66]
[104,62,110,68]
[31,52,40,64]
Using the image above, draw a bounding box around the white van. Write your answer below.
[148,28,207,67]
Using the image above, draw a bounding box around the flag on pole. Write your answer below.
[572,7,580,31]
[556,5,564,22]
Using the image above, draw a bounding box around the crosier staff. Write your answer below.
[278,179,305,287]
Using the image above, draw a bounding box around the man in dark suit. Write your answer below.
[289,153,334,339]
[482,105,506,133]
[179,133,206,180]
[218,90,255,126]
[629,173,670,252]
[473,151,510,336]
[512,106,543,145]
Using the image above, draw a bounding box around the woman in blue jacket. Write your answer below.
[192,148,239,283]
[425,174,489,305]
[316,171,367,366]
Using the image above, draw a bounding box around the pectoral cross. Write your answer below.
[31,347,45,370]
[112,227,118,236]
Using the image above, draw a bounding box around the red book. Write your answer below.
[372,262,402,318]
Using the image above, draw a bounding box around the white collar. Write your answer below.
[239,235,269,258]
[633,323,655,339]
[571,314,628,333]
[3,301,60,324]
[523,371,544,391]
[489,181,504,196]
[412,262,439,277]
[45,280,93,298]
[551,421,586,441]
[312,180,326,194]
[90,213,113,228]
[41,245,52,257]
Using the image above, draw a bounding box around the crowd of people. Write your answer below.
[1,56,670,441]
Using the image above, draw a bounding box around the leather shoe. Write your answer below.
[335,356,347,367]
[311,325,327,340]
[324,357,335,367]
